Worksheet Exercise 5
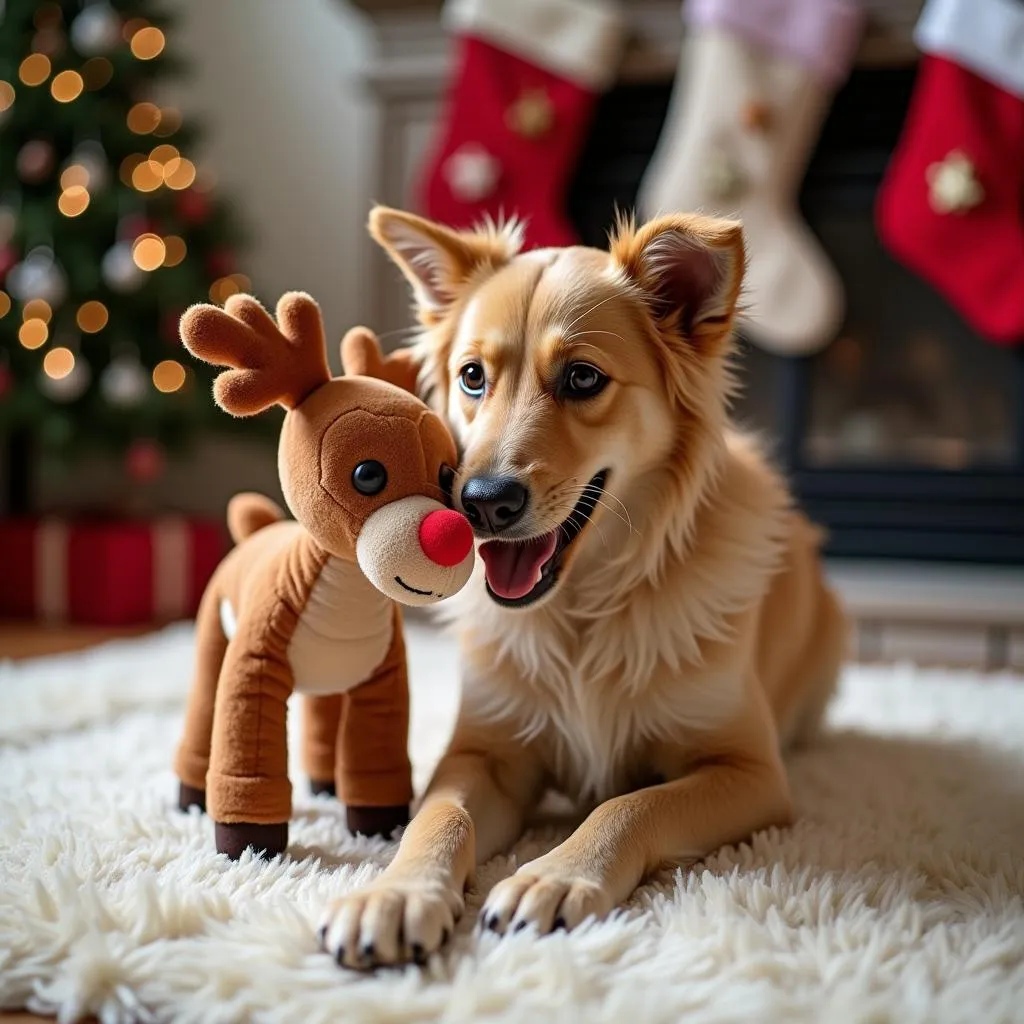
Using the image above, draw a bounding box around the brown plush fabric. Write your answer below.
[174,295,457,855]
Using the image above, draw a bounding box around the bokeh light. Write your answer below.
[126,101,160,134]
[23,299,52,324]
[77,300,109,333]
[19,319,49,349]
[153,106,182,137]
[43,347,75,379]
[0,292,11,319]
[18,54,51,87]
[149,143,179,165]
[50,70,83,103]
[82,58,113,90]
[58,185,90,217]
[132,234,166,271]
[60,163,90,189]
[0,81,15,112]
[119,153,144,185]
[152,360,186,393]
[131,159,163,192]
[34,2,63,29]
[163,157,196,190]
[130,27,165,60]
[209,274,252,304]
[162,235,187,267]
[122,17,149,41]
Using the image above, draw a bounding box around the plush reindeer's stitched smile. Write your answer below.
[394,576,435,597]
[479,470,609,608]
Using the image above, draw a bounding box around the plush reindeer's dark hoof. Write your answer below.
[215,821,289,860]
[310,779,337,798]
[178,783,207,813]
[346,804,409,838]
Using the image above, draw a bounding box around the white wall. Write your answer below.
[169,0,375,353]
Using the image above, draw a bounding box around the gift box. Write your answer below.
[0,516,227,626]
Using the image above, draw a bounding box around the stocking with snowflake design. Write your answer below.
[876,0,1024,346]
[638,0,864,356]
[417,0,626,250]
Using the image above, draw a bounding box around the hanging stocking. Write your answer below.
[638,0,864,356]
[417,0,626,250]
[876,0,1024,346]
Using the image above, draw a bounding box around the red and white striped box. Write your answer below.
[0,516,226,626]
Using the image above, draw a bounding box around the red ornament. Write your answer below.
[119,214,157,240]
[0,244,18,281]
[205,248,235,278]
[126,439,166,482]
[176,189,210,225]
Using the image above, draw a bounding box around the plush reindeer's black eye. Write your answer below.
[352,460,388,496]
[562,362,608,399]
[439,463,456,499]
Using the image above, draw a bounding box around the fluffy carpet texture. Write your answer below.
[2,622,1024,1024]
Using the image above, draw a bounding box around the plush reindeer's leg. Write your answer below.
[174,586,229,812]
[338,616,413,838]
[207,615,295,860]
[302,694,344,797]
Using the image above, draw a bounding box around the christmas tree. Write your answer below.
[0,0,252,511]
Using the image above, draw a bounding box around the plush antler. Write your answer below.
[180,292,331,415]
[340,326,421,395]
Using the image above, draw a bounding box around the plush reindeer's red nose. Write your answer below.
[419,509,474,567]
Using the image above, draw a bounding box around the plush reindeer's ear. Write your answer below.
[340,326,421,394]
[180,291,330,416]
[611,213,745,348]
[369,206,522,319]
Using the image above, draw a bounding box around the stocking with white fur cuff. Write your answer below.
[418,0,626,250]
[638,0,864,355]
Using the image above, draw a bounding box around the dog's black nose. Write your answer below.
[461,476,529,534]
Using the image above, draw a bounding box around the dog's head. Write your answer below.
[370,208,745,609]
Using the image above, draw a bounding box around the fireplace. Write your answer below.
[566,66,1024,565]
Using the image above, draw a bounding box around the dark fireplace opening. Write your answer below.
[567,66,1024,565]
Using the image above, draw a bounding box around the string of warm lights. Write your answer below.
[2,9,238,411]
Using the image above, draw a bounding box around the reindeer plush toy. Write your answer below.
[174,291,474,860]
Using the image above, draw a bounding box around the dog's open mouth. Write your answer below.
[478,470,608,608]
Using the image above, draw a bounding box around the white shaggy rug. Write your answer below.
[2,623,1024,1024]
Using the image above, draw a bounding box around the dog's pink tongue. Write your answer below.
[479,533,558,600]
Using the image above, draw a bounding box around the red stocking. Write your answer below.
[876,0,1024,345]
[417,0,625,250]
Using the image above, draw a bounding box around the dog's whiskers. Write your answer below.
[560,294,618,335]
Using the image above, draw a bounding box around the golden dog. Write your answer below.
[319,206,847,969]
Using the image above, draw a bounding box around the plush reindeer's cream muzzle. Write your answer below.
[356,495,475,606]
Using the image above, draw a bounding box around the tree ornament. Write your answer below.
[101,241,144,293]
[125,439,166,482]
[17,140,56,184]
[100,351,148,407]
[67,141,109,192]
[39,354,91,403]
[175,188,211,224]
[443,143,501,203]
[6,247,67,306]
[70,3,122,57]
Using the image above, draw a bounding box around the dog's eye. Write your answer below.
[562,362,608,399]
[352,460,388,496]
[458,362,486,398]
[438,463,456,500]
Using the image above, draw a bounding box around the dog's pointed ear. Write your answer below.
[340,325,421,394]
[369,206,522,320]
[611,213,745,350]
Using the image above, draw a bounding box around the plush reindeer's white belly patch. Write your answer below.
[219,558,395,696]
[288,557,395,695]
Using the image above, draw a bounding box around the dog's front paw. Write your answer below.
[480,855,614,936]
[319,872,463,970]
